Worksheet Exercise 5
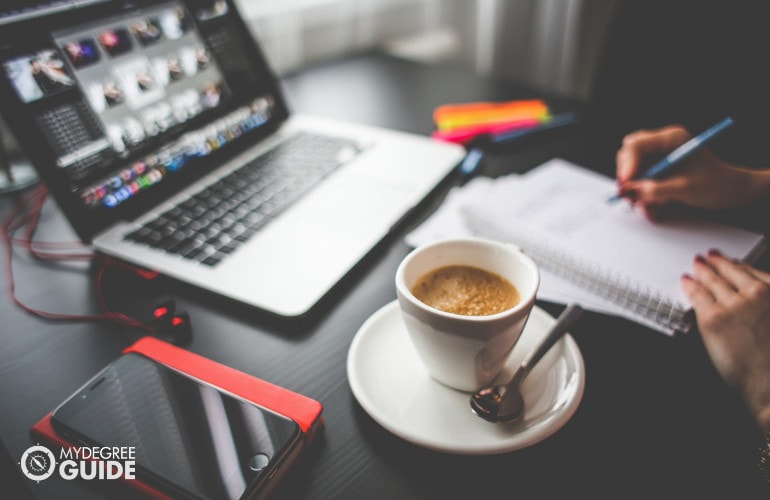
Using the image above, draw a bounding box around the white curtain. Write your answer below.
[234,0,614,98]
[236,0,443,73]
[484,0,615,98]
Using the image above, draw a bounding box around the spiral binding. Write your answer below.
[467,215,693,334]
[524,244,692,333]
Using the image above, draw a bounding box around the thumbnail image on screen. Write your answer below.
[130,18,163,46]
[98,28,133,56]
[63,38,101,67]
[3,48,75,102]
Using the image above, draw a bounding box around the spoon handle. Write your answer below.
[519,304,583,377]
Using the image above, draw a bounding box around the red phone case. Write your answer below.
[31,336,324,499]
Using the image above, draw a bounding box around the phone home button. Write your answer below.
[248,453,270,472]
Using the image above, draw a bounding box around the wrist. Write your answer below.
[744,376,770,433]
[746,168,770,204]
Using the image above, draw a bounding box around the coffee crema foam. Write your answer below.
[411,265,520,316]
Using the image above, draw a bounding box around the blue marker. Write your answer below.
[609,116,734,203]
[459,147,484,176]
[458,111,580,178]
[489,111,579,145]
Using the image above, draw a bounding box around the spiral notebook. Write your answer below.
[408,159,766,335]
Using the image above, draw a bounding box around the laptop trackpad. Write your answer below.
[221,177,413,316]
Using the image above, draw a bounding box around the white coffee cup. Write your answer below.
[395,238,540,392]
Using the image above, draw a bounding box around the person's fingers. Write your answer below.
[705,252,764,292]
[681,273,716,309]
[640,202,668,222]
[616,126,691,183]
[616,131,657,183]
[746,266,770,285]
[622,176,692,206]
[692,255,739,301]
[707,249,770,285]
[615,147,639,185]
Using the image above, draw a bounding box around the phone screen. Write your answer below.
[51,353,302,500]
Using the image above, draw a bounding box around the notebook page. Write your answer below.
[462,159,766,317]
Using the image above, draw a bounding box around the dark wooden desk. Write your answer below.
[1,52,767,499]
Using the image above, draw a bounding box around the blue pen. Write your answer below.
[609,116,734,203]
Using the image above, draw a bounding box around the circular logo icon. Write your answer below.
[19,445,56,482]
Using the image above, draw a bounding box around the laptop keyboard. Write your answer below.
[124,132,361,266]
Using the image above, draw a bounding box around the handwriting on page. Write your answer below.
[462,158,765,307]
[497,166,625,241]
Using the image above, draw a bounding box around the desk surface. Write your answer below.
[1,52,768,499]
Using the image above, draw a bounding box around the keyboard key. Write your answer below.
[122,132,361,264]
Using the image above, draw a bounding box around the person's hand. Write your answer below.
[615,125,765,220]
[682,250,770,432]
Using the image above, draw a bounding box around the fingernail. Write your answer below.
[707,248,721,257]
[695,254,706,264]
[681,273,693,281]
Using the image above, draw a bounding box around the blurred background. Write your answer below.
[4,0,769,171]
[236,0,614,100]
[0,0,615,179]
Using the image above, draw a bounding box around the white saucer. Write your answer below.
[347,301,585,455]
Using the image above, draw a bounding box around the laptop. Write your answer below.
[0,0,464,317]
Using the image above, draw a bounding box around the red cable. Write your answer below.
[2,187,151,330]
[11,186,91,260]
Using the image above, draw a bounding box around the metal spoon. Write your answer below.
[470,304,583,423]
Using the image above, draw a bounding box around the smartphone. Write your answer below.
[50,352,303,500]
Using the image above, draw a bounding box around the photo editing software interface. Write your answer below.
[2,0,277,212]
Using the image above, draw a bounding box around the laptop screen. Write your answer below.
[0,0,289,240]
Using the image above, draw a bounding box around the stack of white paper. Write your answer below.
[406,159,766,335]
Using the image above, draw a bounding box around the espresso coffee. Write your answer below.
[411,265,520,316]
